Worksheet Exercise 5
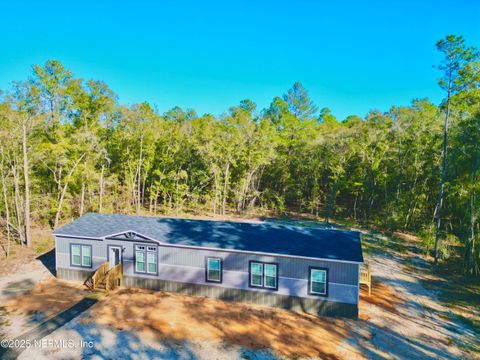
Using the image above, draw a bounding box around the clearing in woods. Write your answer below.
[0,225,478,359]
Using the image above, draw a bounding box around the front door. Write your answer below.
[109,246,122,269]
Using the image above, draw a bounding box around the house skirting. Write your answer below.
[57,267,92,282]
[57,267,358,318]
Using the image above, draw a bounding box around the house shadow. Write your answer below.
[68,322,223,359]
[0,297,98,360]
[36,248,56,276]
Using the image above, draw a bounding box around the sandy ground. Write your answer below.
[0,258,57,342]
[354,249,478,359]
[0,230,479,359]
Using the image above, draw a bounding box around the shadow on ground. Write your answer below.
[2,228,479,359]
[0,297,97,359]
[2,279,36,300]
[36,249,56,277]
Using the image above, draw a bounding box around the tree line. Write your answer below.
[0,35,479,275]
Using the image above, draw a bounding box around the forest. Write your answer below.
[0,35,479,275]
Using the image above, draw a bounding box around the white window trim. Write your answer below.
[250,262,278,289]
[71,244,81,266]
[310,269,327,295]
[206,257,222,282]
[135,244,157,274]
[250,262,264,287]
[82,245,91,267]
[146,250,157,274]
[71,244,92,268]
[264,264,278,289]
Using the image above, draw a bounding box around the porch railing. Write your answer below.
[105,263,123,294]
[360,262,372,296]
[92,262,109,289]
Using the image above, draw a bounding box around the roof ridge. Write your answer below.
[72,212,351,232]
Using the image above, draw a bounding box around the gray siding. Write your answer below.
[156,246,358,284]
[56,235,359,305]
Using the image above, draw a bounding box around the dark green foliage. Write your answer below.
[0,36,479,275]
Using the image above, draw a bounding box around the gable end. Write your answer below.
[104,230,160,243]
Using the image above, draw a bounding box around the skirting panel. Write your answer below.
[56,268,358,318]
[57,267,92,282]
[123,275,358,318]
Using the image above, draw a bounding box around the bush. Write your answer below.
[35,239,51,254]
[419,224,459,261]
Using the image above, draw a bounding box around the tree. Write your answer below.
[433,35,480,264]
[228,101,276,212]
[452,110,480,275]
[1,54,480,278]
[318,107,338,125]
[283,82,318,121]
[31,60,73,130]
[5,82,41,246]
[343,115,363,127]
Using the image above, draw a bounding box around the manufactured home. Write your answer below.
[53,213,364,318]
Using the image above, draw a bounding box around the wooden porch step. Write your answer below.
[86,262,123,294]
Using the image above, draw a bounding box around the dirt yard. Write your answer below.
[0,226,54,276]
[0,226,479,359]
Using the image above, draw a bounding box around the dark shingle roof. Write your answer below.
[54,213,363,263]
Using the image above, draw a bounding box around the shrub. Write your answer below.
[419,224,459,261]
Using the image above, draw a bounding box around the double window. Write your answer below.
[249,261,278,290]
[135,245,157,274]
[205,257,222,283]
[70,244,92,268]
[309,267,328,296]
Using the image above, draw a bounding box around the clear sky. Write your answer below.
[1,0,479,120]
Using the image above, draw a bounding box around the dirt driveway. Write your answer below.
[0,232,479,359]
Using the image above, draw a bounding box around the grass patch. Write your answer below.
[35,238,51,254]
[360,232,409,256]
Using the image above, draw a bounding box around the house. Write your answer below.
[53,213,364,318]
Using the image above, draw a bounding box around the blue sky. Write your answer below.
[1,0,479,120]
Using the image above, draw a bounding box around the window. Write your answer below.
[309,268,328,296]
[147,247,157,273]
[135,245,157,274]
[135,246,145,272]
[205,257,222,283]
[264,264,277,289]
[70,244,92,268]
[71,245,81,266]
[250,262,263,286]
[82,245,92,267]
[249,261,278,290]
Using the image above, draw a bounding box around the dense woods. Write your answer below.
[0,35,479,275]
